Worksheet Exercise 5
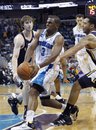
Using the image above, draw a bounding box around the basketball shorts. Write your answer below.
[30,64,60,97]
[78,69,96,88]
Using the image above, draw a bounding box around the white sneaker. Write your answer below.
[11,122,32,130]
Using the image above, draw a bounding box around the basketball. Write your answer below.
[17,61,34,80]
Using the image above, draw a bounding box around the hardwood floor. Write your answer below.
[0,84,96,130]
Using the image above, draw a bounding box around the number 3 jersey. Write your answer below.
[35,29,61,65]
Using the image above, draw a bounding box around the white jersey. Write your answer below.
[73,26,96,74]
[86,31,96,65]
[73,25,86,56]
[35,29,61,65]
[85,32,96,82]
[30,29,62,96]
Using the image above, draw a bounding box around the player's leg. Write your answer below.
[8,81,30,118]
[23,66,50,129]
[40,82,66,110]
[10,64,63,129]
[16,64,59,129]
[53,77,67,104]
[40,73,78,121]
[23,83,44,129]
[8,78,23,115]
[22,81,30,119]
[51,80,80,126]
[51,72,96,126]
[40,96,66,110]
[54,76,61,95]
[11,83,41,130]
[77,54,96,100]
[50,65,67,104]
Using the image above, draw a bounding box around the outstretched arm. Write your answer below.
[60,34,96,60]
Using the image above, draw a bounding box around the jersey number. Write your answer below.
[41,47,45,56]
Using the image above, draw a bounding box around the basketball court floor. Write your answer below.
[0,83,96,130]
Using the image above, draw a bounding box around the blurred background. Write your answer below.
[0,0,95,85]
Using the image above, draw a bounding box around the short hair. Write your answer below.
[87,16,96,28]
[20,15,33,26]
[48,15,61,27]
[76,14,84,18]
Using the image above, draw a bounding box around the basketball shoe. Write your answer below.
[8,93,22,115]
[56,98,67,104]
[50,105,79,126]
[11,121,36,130]
[70,105,79,121]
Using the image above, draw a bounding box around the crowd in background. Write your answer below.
[0,18,80,85]
[0,0,78,4]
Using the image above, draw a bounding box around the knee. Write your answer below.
[41,99,48,106]
[29,87,39,97]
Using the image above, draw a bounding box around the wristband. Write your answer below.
[37,64,41,69]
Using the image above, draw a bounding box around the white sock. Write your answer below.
[55,95,62,100]
[61,104,66,110]
[12,93,17,98]
[26,110,34,123]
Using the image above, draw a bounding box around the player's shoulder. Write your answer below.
[14,33,24,45]
[56,32,64,39]
[55,32,64,43]
[73,25,77,32]
[14,33,24,40]
[89,31,96,37]
[87,33,96,40]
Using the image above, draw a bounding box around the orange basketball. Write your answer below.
[17,61,34,80]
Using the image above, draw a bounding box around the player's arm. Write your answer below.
[12,34,24,79]
[60,34,96,60]
[39,35,64,68]
[24,30,41,62]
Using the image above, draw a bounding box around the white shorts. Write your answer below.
[30,63,60,97]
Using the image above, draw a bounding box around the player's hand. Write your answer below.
[13,74,23,89]
[13,73,18,82]
[29,64,39,78]
[63,78,70,83]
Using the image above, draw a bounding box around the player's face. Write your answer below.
[76,17,84,26]
[23,20,33,31]
[83,18,91,34]
[46,18,57,32]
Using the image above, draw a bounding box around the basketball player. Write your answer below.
[73,14,96,101]
[8,17,68,117]
[8,15,36,117]
[11,15,77,130]
[51,16,96,126]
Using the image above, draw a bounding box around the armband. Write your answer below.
[37,64,41,69]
